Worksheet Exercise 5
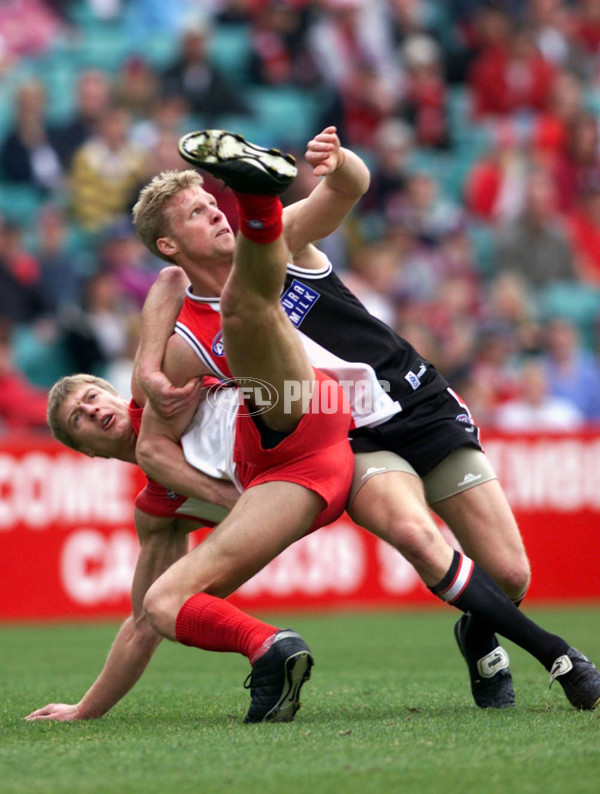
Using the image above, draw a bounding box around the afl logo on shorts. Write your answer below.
[211,331,225,357]
[456,413,470,424]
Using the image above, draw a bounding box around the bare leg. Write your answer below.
[220,232,314,432]
[433,480,530,600]
[349,472,453,585]
[143,481,322,639]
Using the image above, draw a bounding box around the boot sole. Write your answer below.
[264,650,313,723]
[179,130,297,179]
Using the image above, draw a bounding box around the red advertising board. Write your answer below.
[1,432,600,620]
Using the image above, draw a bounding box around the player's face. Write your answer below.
[58,384,135,459]
[160,187,234,264]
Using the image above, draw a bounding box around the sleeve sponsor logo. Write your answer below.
[404,364,427,391]
[280,279,320,327]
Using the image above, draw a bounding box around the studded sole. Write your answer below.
[179,130,297,179]
[264,650,314,723]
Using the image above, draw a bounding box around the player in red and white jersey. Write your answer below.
[28,133,356,726]
[127,394,229,525]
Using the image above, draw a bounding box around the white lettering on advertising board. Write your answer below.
[484,439,600,510]
[238,522,365,597]
[60,529,139,605]
[0,453,134,530]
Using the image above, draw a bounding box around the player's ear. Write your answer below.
[157,236,177,257]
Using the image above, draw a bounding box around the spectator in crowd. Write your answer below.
[61,271,133,375]
[494,167,576,289]
[97,216,161,309]
[69,104,148,232]
[36,204,84,315]
[0,218,44,325]
[467,6,555,119]
[386,171,464,247]
[566,171,600,284]
[114,56,160,120]
[553,112,600,212]
[0,218,45,324]
[541,318,600,422]
[0,80,62,191]
[161,20,249,122]
[103,313,142,400]
[401,33,450,149]
[248,0,319,87]
[464,129,530,223]
[485,271,541,355]
[451,370,497,429]
[131,93,188,154]
[527,0,586,75]
[0,321,49,433]
[52,69,113,169]
[468,321,521,412]
[532,70,584,162]
[362,118,413,218]
[319,57,398,149]
[308,0,398,93]
[571,0,600,64]
[494,357,584,431]
[342,241,398,326]
[0,0,63,71]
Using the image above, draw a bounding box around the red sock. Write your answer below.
[175,593,278,663]
[234,193,283,244]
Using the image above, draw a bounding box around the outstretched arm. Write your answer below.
[133,265,202,418]
[282,126,370,258]
[25,511,194,721]
[137,300,239,510]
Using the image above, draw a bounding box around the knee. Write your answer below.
[375,513,442,568]
[220,281,243,320]
[143,581,182,638]
[495,557,531,602]
[220,282,269,323]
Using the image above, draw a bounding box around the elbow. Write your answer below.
[360,166,371,194]
[136,436,159,478]
[124,612,162,649]
[354,163,371,197]
[157,265,188,291]
[133,614,163,652]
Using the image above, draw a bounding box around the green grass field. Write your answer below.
[2,608,600,794]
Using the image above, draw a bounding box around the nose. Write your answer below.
[82,402,99,418]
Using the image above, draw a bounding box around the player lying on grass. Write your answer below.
[27,143,356,725]
[136,126,600,711]
[28,130,600,722]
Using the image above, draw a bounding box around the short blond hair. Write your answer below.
[132,170,205,262]
[47,374,120,451]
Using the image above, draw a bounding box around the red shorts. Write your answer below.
[134,479,216,526]
[233,369,354,531]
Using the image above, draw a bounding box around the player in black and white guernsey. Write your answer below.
[131,126,600,712]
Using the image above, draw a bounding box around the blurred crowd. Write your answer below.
[2,0,600,434]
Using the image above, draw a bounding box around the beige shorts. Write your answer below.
[349,447,497,507]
